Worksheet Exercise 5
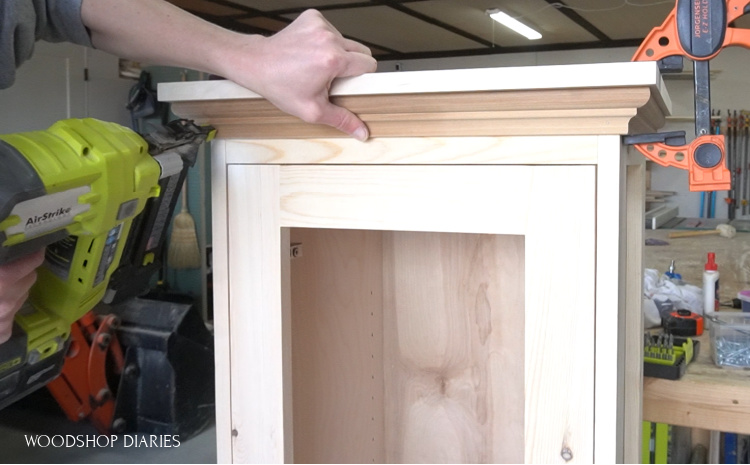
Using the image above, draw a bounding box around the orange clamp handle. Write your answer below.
[633,9,687,62]
[633,134,730,191]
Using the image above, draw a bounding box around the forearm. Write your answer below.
[80,1,377,139]
[80,0,248,79]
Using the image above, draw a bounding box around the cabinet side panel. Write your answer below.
[383,232,525,463]
[290,228,385,463]
[210,140,232,463]
[624,151,645,463]
[594,136,628,463]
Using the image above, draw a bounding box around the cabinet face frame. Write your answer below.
[209,135,643,464]
[163,62,664,464]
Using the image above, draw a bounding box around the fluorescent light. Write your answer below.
[487,9,542,40]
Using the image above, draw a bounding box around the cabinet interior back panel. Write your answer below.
[290,228,524,463]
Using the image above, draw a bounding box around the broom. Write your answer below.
[168,180,201,269]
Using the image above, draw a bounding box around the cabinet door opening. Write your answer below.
[290,228,525,464]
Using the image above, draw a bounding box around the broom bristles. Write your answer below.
[168,211,201,269]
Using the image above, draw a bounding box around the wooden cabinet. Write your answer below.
[159,61,669,463]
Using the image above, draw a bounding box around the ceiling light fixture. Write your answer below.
[486,9,542,40]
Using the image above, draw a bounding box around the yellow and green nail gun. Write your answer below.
[0,118,214,409]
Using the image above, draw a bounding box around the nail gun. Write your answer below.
[0,118,214,409]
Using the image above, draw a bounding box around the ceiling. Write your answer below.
[164,0,695,62]
[166,1,750,62]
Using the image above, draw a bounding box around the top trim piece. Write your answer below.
[158,61,670,113]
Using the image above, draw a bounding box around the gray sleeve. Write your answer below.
[0,0,93,89]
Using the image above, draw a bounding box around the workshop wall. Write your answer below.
[0,41,131,131]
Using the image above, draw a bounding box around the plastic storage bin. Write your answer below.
[707,311,750,367]
[738,290,750,312]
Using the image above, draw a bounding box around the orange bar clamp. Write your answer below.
[628,0,750,191]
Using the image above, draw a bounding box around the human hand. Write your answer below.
[0,249,45,344]
[81,2,376,140]
[221,9,378,140]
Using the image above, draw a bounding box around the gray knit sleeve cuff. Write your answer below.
[0,0,93,88]
[42,0,93,47]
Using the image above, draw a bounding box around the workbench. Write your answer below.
[159,61,669,463]
[643,229,750,435]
